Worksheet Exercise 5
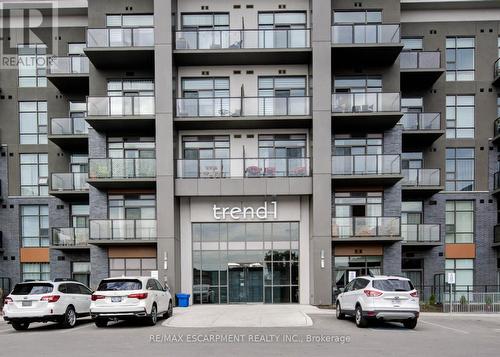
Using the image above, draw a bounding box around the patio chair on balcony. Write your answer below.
[246,166,262,177]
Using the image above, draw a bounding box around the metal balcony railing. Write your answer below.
[402,224,440,243]
[50,117,89,135]
[400,112,441,131]
[48,56,89,74]
[87,96,155,116]
[332,154,401,176]
[89,158,156,179]
[332,217,401,238]
[402,168,440,187]
[87,28,154,48]
[175,96,311,117]
[176,157,310,178]
[52,227,89,247]
[51,173,89,191]
[175,28,310,50]
[89,219,156,241]
[400,51,441,69]
[331,24,400,44]
[332,92,401,113]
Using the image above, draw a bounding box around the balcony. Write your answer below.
[86,96,155,132]
[492,117,500,144]
[85,28,154,68]
[175,157,312,196]
[49,173,89,200]
[494,58,500,86]
[47,56,89,92]
[402,224,441,247]
[48,117,88,149]
[493,172,500,195]
[88,158,156,188]
[331,92,402,130]
[331,24,403,65]
[400,51,444,89]
[331,154,402,186]
[494,224,500,247]
[89,219,156,245]
[174,29,311,65]
[400,112,443,148]
[402,168,443,197]
[332,217,401,242]
[51,228,89,249]
[175,96,311,129]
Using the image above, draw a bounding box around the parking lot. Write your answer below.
[1,310,500,357]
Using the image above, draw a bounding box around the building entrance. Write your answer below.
[228,263,263,303]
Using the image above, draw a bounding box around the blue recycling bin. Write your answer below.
[176,293,190,307]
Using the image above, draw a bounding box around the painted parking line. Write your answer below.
[419,320,469,334]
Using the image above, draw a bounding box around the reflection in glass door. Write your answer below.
[228,263,263,303]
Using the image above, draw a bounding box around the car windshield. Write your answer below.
[372,279,414,292]
[11,283,53,295]
[97,279,142,291]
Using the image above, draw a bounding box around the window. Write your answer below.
[258,134,306,158]
[68,43,86,55]
[106,14,153,27]
[20,153,48,196]
[181,13,229,29]
[446,148,474,191]
[402,201,423,225]
[446,95,474,138]
[72,262,91,287]
[109,258,157,277]
[445,259,473,289]
[258,12,307,48]
[181,77,229,98]
[108,194,156,220]
[333,11,382,24]
[333,256,382,294]
[334,191,383,218]
[71,204,89,228]
[70,154,88,173]
[22,263,50,282]
[19,101,47,144]
[446,37,474,81]
[107,79,154,96]
[182,135,230,159]
[334,76,382,93]
[18,44,47,87]
[402,38,423,51]
[446,201,474,243]
[258,76,306,97]
[333,134,383,156]
[401,98,423,112]
[21,205,49,247]
[107,137,155,158]
[259,12,307,28]
[402,152,423,169]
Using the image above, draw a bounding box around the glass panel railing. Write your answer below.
[495,225,500,243]
[400,112,440,130]
[332,217,400,238]
[50,117,89,135]
[89,158,156,179]
[332,92,400,113]
[89,219,156,241]
[400,51,441,69]
[52,227,89,247]
[175,29,310,50]
[87,96,154,116]
[494,117,500,138]
[401,224,440,243]
[48,56,89,74]
[331,24,400,44]
[51,173,89,191]
[495,172,500,191]
[332,155,400,175]
[87,28,154,47]
[494,58,500,79]
[402,168,440,187]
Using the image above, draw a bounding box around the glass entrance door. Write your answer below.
[228,263,263,303]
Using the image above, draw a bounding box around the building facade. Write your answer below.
[0,0,499,305]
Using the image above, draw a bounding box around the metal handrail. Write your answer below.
[401,224,440,242]
[400,51,441,69]
[48,56,89,74]
[50,117,89,135]
[51,173,89,191]
[402,168,440,186]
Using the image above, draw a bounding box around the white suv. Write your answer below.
[3,280,92,331]
[335,275,419,329]
[90,277,172,327]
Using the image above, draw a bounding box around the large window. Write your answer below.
[181,77,230,98]
[108,194,156,220]
[181,13,229,29]
[182,135,230,159]
[334,76,382,93]
[445,148,474,191]
[18,44,46,87]
[107,137,155,158]
[258,134,306,158]
[20,153,48,196]
[72,262,91,286]
[21,205,49,247]
[446,95,474,139]
[333,256,382,298]
[402,37,423,51]
[445,201,474,243]
[334,191,383,218]
[22,263,50,282]
[109,257,157,277]
[258,76,306,97]
[107,79,154,96]
[333,134,383,156]
[445,259,473,289]
[106,14,153,27]
[333,11,382,24]
[446,37,475,81]
[19,101,47,144]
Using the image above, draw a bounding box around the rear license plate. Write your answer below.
[22,301,32,307]
[392,299,401,306]
[111,297,122,303]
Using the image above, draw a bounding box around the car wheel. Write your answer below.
[94,318,108,328]
[355,305,368,328]
[336,302,345,320]
[61,306,77,329]
[11,322,30,331]
[403,318,418,329]
[145,304,158,326]
[165,300,173,319]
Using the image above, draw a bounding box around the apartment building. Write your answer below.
[0,0,499,305]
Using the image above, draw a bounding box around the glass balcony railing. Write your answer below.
[89,158,156,179]
[51,173,89,191]
[331,24,400,44]
[50,117,89,135]
[176,96,311,117]
[494,224,500,243]
[494,58,500,79]
[87,96,154,116]
[402,168,440,187]
[175,28,310,50]
[495,172,500,191]
[176,157,310,178]
[402,224,440,243]
[89,219,156,241]
[52,227,89,247]
[87,28,154,48]
[400,51,441,69]
[332,217,401,238]
[332,92,400,113]
[332,154,400,176]
[400,112,440,131]
[48,56,89,74]
[494,117,500,138]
